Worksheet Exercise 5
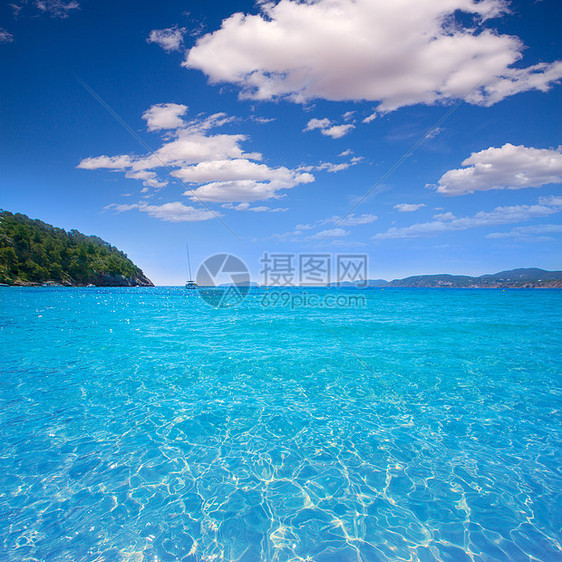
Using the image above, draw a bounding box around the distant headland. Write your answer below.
[0,211,153,287]
[329,268,562,289]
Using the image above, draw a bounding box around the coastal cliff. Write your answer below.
[0,210,153,287]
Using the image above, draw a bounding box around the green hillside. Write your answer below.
[0,210,153,286]
[388,269,562,288]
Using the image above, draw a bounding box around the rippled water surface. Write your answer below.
[0,287,561,561]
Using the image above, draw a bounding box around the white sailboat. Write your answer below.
[185,243,198,289]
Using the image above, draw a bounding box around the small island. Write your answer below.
[0,210,153,287]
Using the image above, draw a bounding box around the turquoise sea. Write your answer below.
[0,287,561,561]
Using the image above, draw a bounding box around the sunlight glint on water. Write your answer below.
[0,287,561,561]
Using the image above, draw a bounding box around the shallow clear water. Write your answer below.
[0,287,561,561]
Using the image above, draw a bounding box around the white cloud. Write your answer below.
[304,118,331,131]
[35,0,79,18]
[339,149,353,157]
[312,228,350,239]
[0,28,14,43]
[538,195,562,208]
[183,173,313,203]
[79,107,313,202]
[436,144,562,195]
[433,212,456,221]
[486,224,562,240]
[318,162,350,173]
[77,155,134,170]
[146,131,252,168]
[186,112,237,133]
[184,0,562,110]
[323,124,354,139]
[300,162,350,173]
[124,170,167,189]
[304,118,354,138]
[79,130,252,176]
[324,213,378,226]
[426,127,444,139]
[278,213,377,242]
[373,198,561,239]
[175,159,314,202]
[326,239,368,248]
[173,159,293,184]
[299,155,363,174]
[362,112,377,124]
[106,202,218,222]
[250,116,276,124]
[222,202,287,212]
[142,103,188,131]
[394,203,426,212]
[147,26,186,52]
[10,4,23,17]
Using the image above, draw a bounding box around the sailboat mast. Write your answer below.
[186,242,193,280]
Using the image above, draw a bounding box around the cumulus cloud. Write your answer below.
[436,144,562,195]
[142,103,188,131]
[394,203,426,212]
[178,159,314,202]
[78,155,134,170]
[0,29,14,43]
[147,26,186,52]
[173,159,293,183]
[183,173,313,203]
[304,118,354,138]
[35,0,79,18]
[304,118,331,131]
[373,198,561,239]
[79,105,314,203]
[183,0,562,110]
[323,124,354,139]
[106,202,218,222]
[80,131,252,175]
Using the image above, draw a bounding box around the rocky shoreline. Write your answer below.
[7,272,154,287]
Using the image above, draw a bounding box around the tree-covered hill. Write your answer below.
[388,268,562,288]
[0,210,153,286]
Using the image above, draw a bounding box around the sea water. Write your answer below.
[0,287,561,561]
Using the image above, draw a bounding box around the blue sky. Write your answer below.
[1,0,561,285]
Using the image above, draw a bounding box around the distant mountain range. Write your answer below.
[328,268,562,289]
